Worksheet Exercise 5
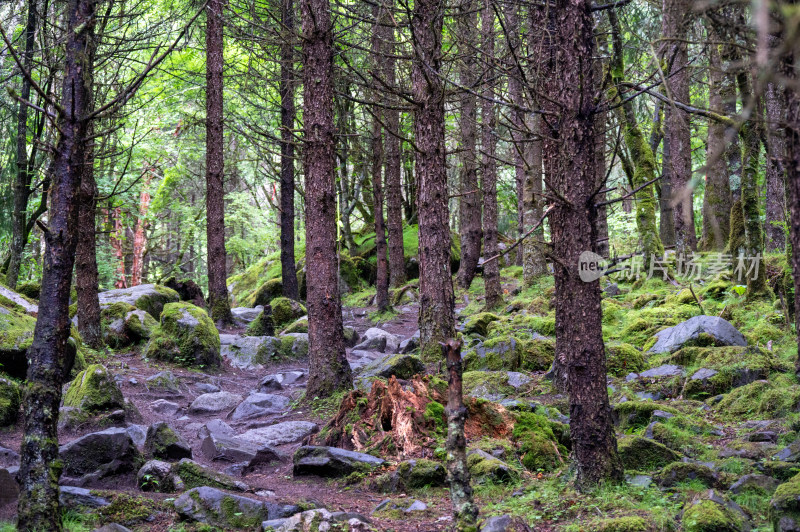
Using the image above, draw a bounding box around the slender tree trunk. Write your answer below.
[412,0,455,361]
[662,0,696,253]
[206,0,233,324]
[545,0,622,489]
[76,123,102,349]
[17,0,95,526]
[7,0,38,289]
[443,339,478,530]
[130,170,153,286]
[765,79,786,252]
[701,40,732,251]
[455,0,481,290]
[383,8,406,288]
[481,0,501,310]
[371,4,389,313]
[280,0,300,300]
[302,0,353,397]
[659,125,677,247]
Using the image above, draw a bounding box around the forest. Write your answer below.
[0,0,799,529]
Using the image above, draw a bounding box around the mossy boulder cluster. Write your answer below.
[144,302,221,369]
[102,302,158,348]
[63,364,125,414]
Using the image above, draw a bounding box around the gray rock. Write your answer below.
[189,391,244,414]
[174,486,298,527]
[232,306,264,324]
[649,315,747,354]
[232,393,291,421]
[137,459,182,492]
[59,427,140,482]
[481,515,514,532]
[638,364,685,378]
[258,375,284,392]
[146,371,180,393]
[749,431,778,443]
[198,419,235,440]
[373,498,427,515]
[145,422,192,460]
[0,445,19,468]
[0,468,18,505]
[691,368,719,381]
[293,446,386,477]
[272,509,371,532]
[150,399,181,416]
[98,284,178,318]
[202,433,259,463]
[125,425,148,448]
[652,410,675,422]
[506,371,531,388]
[195,382,220,394]
[729,474,780,494]
[399,331,420,354]
[220,335,278,370]
[59,486,110,509]
[0,285,37,315]
[352,328,400,353]
[92,524,133,532]
[776,439,800,462]
[239,421,317,446]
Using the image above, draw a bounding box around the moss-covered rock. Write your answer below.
[171,458,246,491]
[614,402,678,430]
[654,462,720,488]
[771,472,800,530]
[98,284,180,319]
[101,302,157,348]
[715,380,800,420]
[462,371,518,400]
[466,449,518,483]
[463,312,501,336]
[592,516,651,532]
[245,309,275,336]
[144,422,192,461]
[144,302,221,369]
[375,458,447,492]
[63,364,124,414]
[463,336,554,372]
[681,346,789,400]
[16,281,40,300]
[270,297,306,329]
[282,316,308,334]
[606,343,645,377]
[0,303,36,379]
[617,436,682,471]
[512,412,566,472]
[253,278,283,307]
[682,496,746,532]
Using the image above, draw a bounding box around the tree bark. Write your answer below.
[765,78,787,252]
[443,339,478,531]
[206,0,233,325]
[455,0,481,290]
[481,0,501,310]
[280,0,300,300]
[302,0,353,397]
[7,0,39,289]
[783,33,800,375]
[75,122,102,349]
[700,39,732,251]
[661,0,696,253]
[382,7,406,289]
[17,0,95,526]
[371,3,389,313]
[544,0,623,489]
[412,0,455,362]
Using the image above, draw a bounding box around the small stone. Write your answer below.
[189,391,243,414]
[59,486,110,509]
[150,399,181,416]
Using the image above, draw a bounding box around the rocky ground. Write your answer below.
[0,255,799,531]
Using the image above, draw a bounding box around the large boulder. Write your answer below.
[171,458,247,491]
[189,391,243,415]
[144,302,221,369]
[0,300,37,379]
[219,334,275,370]
[102,303,157,348]
[358,354,424,380]
[682,490,750,532]
[293,446,386,477]
[98,284,179,319]
[270,298,307,330]
[353,328,401,353]
[59,427,141,483]
[231,393,290,420]
[238,421,317,447]
[231,306,263,324]
[174,486,298,528]
[63,364,124,414]
[0,285,38,315]
[617,436,682,471]
[648,316,746,354]
[144,422,192,461]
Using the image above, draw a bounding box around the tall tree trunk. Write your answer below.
[783,34,800,375]
[545,0,623,489]
[280,0,300,300]
[130,169,153,286]
[701,39,732,251]
[371,3,389,313]
[455,0,481,290]
[662,0,696,253]
[412,0,455,362]
[481,0,501,310]
[17,0,95,526]
[302,0,353,397]
[765,78,786,252]
[7,0,39,289]
[382,6,406,288]
[609,9,665,271]
[76,122,102,349]
[206,0,233,325]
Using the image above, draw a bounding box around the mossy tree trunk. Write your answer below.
[543,0,623,489]
[302,0,353,397]
[370,3,390,313]
[205,0,234,325]
[455,0,481,291]
[412,0,455,362]
[279,0,300,301]
[765,75,787,252]
[481,0,501,310]
[17,0,97,527]
[783,37,800,375]
[700,37,732,251]
[609,10,665,272]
